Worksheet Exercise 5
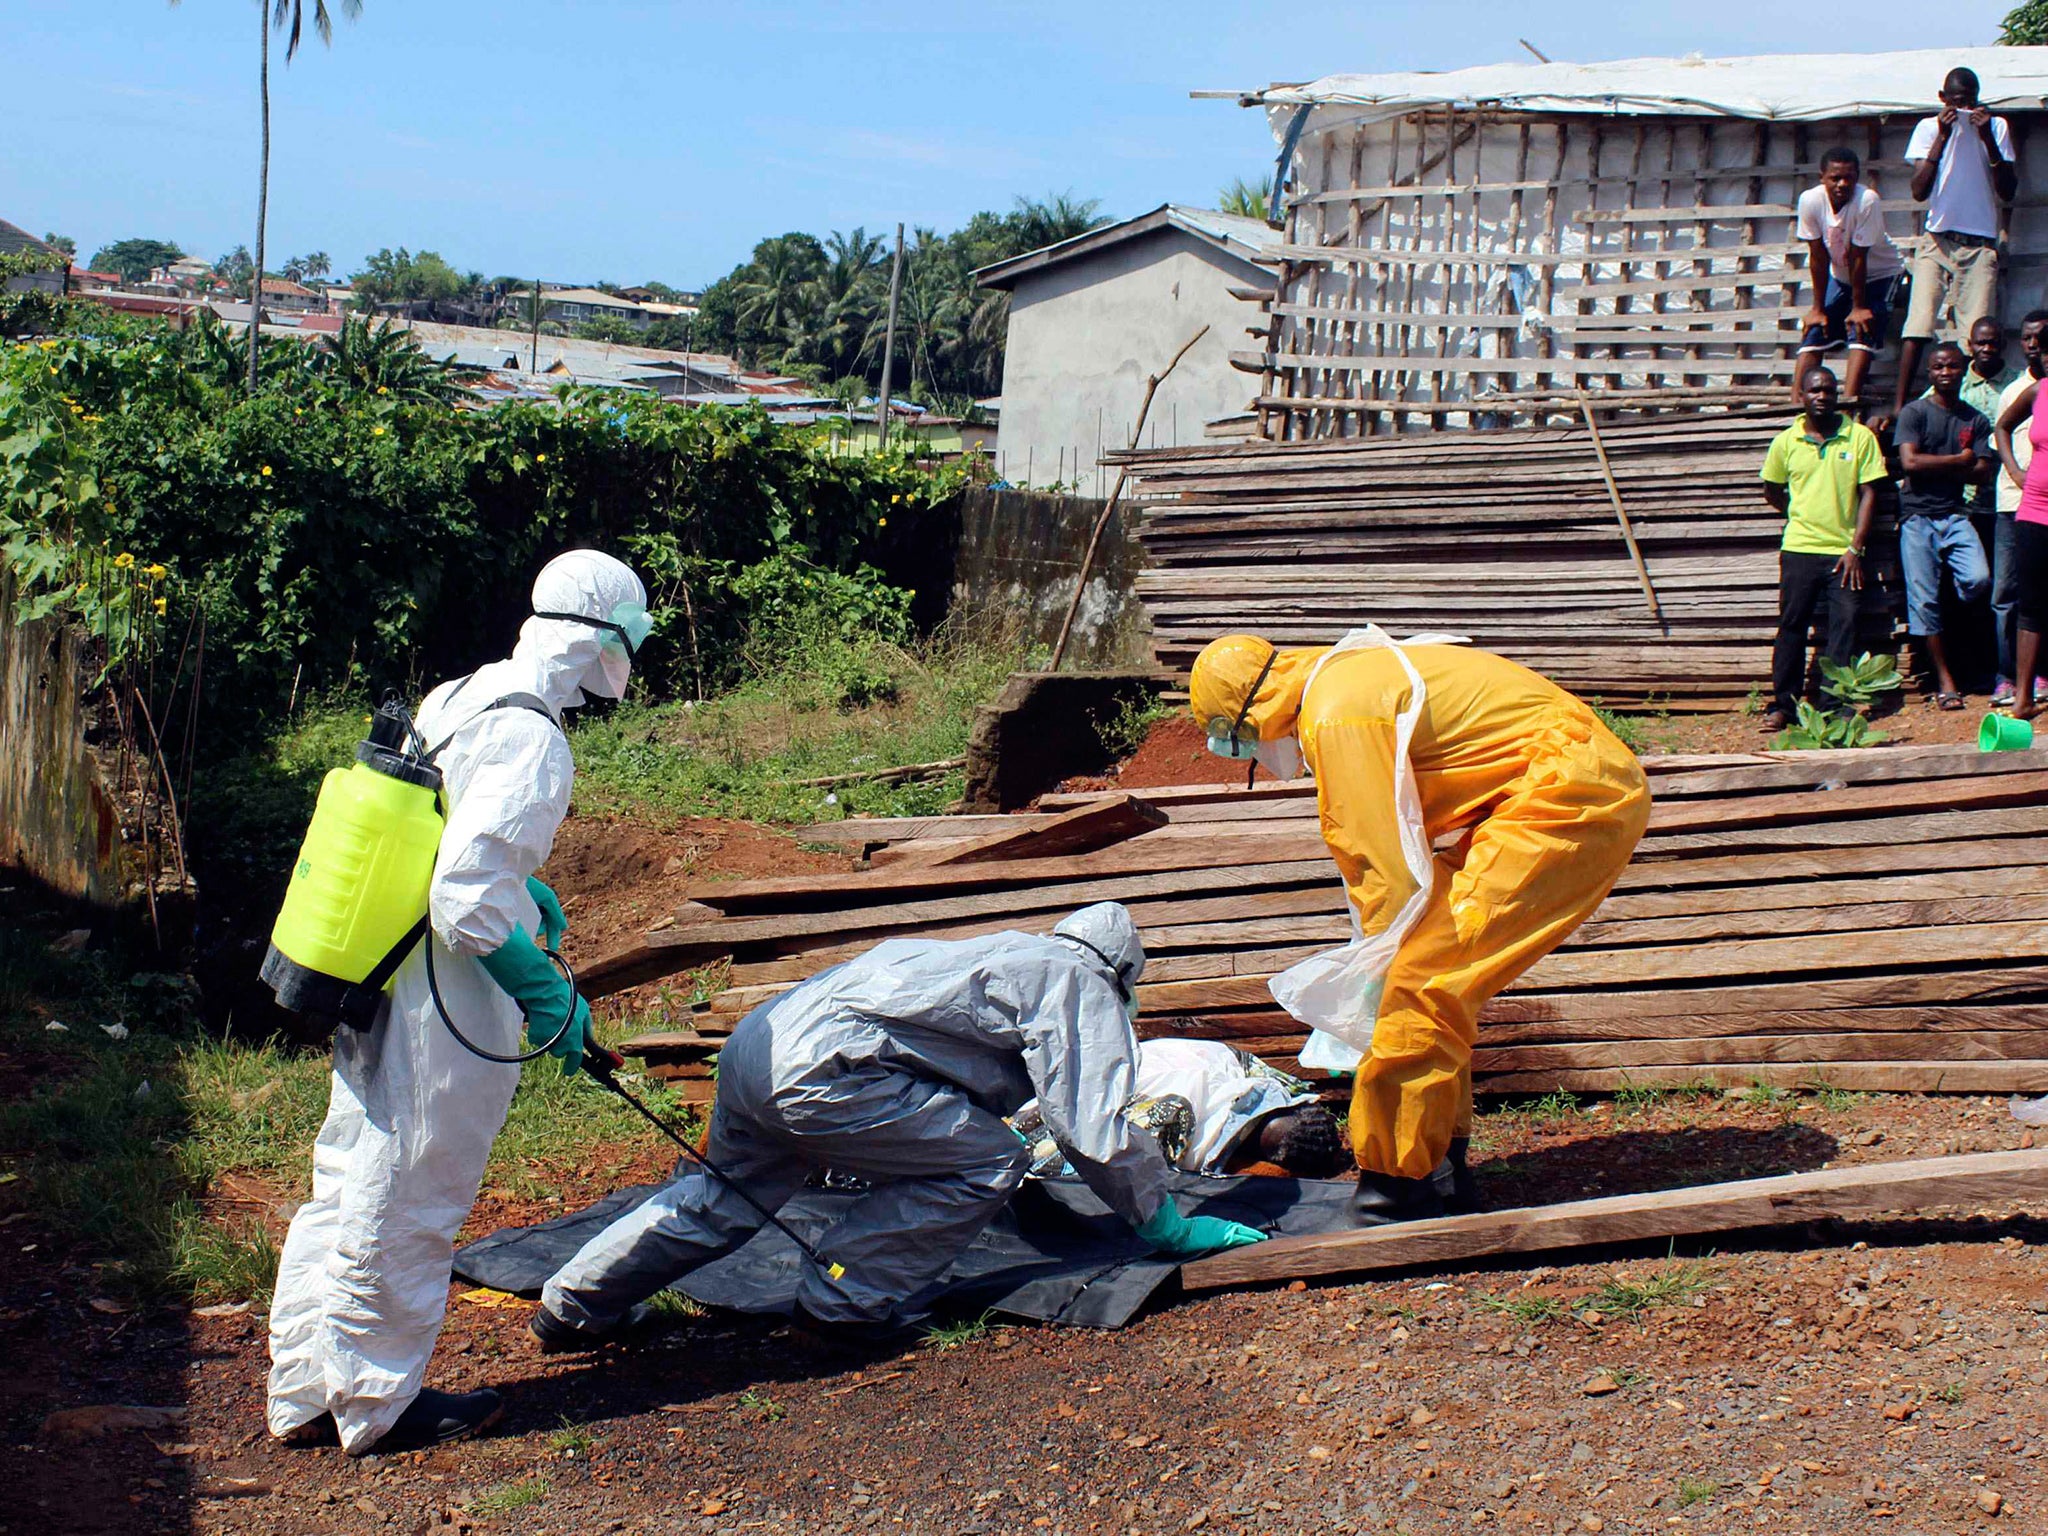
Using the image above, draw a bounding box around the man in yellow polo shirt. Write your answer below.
[1760,365,1887,731]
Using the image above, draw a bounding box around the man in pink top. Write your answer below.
[1993,350,2048,719]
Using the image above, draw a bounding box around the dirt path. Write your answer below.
[10,1090,2044,1535]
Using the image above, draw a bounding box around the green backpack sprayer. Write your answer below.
[259,693,847,1283]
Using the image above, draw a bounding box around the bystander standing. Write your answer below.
[1988,312,2048,702]
[1896,342,1997,708]
[1893,67,2018,417]
[1794,147,1907,409]
[1759,366,1886,731]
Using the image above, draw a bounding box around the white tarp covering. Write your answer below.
[1236,46,2048,127]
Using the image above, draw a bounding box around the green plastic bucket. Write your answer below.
[1980,713,2035,752]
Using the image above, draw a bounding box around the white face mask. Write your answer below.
[1251,735,1303,781]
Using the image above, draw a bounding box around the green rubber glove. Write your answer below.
[476,924,590,1077]
[526,876,567,951]
[1134,1199,1267,1258]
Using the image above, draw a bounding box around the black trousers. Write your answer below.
[1771,551,1859,715]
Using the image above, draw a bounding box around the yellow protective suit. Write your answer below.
[1190,635,1650,1180]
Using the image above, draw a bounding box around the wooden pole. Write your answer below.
[530,278,542,374]
[248,1,269,395]
[876,223,905,448]
[1046,324,1210,671]
[1577,393,1664,624]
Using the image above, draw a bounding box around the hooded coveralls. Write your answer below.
[541,904,1170,1329]
[1189,638,1650,1181]
[266,550,646,1454]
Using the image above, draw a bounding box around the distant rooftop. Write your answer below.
[973,204,1282,291]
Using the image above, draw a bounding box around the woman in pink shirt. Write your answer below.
[1994,381,2048,717]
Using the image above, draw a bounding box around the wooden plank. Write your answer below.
[1650,745,2048,798]
[1482,965,2048,1026]
[1256,242,1804,270]
[1607,834,2040,894]
[1590,862,2048,923]
[1471,1029,2048,1073]
[1473,1062,2048,1094]
[1636,804,2048,858]
[917,794,1168,867]
[793,814,1055,847]
[1643,771,2048,835]
[1235,350,1797,378]
[1576,892,2048,949]
[1527,919,2048,990]
[1178,1147,2048,1292]
[1478,1004,2048,1047]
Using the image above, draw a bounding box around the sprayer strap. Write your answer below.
[362,915,430,995]
[421,674,563,764]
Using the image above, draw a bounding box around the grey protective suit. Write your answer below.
[541,902,1170,1327]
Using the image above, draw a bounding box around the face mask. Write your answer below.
[536,600,651,701]
[1204,717,1258,761]
[1252,735,1304,781]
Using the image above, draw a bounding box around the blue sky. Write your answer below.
[1,1,2015,288]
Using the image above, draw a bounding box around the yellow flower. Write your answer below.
[260,465,273,477]
[153,597,167,615]
[878,517,887,527]
[373,426,386,437]
[536,453,547,464]
[77,581,90,594]
[376,386,389,396]
[144,564,167,580]
[38,340,55,350]
[113,552,135,570]
[890,493,902,504]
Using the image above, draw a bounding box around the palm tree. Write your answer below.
[732,235,825,362]
[174,1,361,393]
[800,228,886,377]
[1218,176,1272,221]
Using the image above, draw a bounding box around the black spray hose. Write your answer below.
[582,1046,848,1284]
[423,934,579,1065]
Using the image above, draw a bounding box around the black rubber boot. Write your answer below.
[528,1302,655,1355]
[1433,1138,1479,1213]
[1350,1168,1447,1228]
[350,1387,503,1457]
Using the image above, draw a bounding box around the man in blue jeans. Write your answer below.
[1895,341,1997,708]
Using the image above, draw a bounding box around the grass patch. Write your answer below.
[548,1416,597,1455]
[170,1215,282,1306]
[1518,1089,1582,1124]
[1806,1082,1868,1112]
[571,627,1023,826]
[1676,1477,1718,1508]
[1592,1260,1719,1319]
[469,1476,550,1515]
[644,1287,708,1320]
[1095,691,1177,761]
[920,1310,996,1350]
[1476,1292,1569,1325]
[1613,1082,1666,1117]
[736,1390,787,1422]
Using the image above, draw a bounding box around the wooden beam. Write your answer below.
[914,794,1168,867]
[1177,1147,2048,1292]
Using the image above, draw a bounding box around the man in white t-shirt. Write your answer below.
[1893,66,2020,417]
[1794,146,1907,408]
[1989,310,2048,703]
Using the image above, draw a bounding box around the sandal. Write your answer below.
[1937,691,1965,711]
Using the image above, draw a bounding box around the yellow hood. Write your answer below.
[1187,634,1328,742]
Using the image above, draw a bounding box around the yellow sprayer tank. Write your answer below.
[262,709,445,1029]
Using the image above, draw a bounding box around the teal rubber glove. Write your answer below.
[476,924,590,1077]
[526,875,567,951]
[1134,1199,1267,1258]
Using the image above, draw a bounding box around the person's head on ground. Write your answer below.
[525,549,649,707]
[1052,902,1145,1017]
[1970,317,2009,379]
[1818,146,1861,209]
[1941,67,1983,111]
[1799,365,1840,426]
[1927,341,1968,401]
[1249,1103,1351,1178]
[2021,310,2048,378]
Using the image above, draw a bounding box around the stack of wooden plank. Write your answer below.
[1112,403,1897,708]
[590,745,2048,1099]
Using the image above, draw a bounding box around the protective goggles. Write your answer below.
[534,600,652,658]
[1203,652,1274,761]
[1058,932,1137,1008]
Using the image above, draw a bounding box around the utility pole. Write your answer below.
[876,222,904,449]
[530,279,542,374]
[248,0,269,395]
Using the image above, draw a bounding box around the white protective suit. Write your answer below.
[541,902,1172,1329]
[266,549,645,1454]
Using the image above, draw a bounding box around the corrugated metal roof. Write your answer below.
[973,203,1282,290]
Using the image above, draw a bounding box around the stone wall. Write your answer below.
[948,487,1150,670]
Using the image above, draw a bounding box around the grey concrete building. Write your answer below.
[975,205,1278,492]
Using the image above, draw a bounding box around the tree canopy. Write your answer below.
[349,247,481,312]
[691,194,1108,404]
[88,237,186,283]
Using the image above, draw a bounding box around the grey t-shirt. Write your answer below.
[1895,395,1995,519]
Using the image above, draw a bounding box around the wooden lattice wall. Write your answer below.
[1245,110,2048,439]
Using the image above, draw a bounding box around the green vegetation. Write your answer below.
[2003,0,2048,45]
[1612,1078,1719,1116]
[1518,1089,1583,1124]
[468,1477,551,1515]
[1096,691,1178,762]
[1591,1259,1719,1318]
[1589,700,1674,756]
[88,237,186,284]
[1676,1478,1719,1508]
[1772,651,1900,750]
[920,1310,997,1350]
[1806,1081,1868,1113]
[736,1390,788,1422]
[1476,1292,1569,1325]
[548,1417,597,1455]
[0,915,699,1302]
